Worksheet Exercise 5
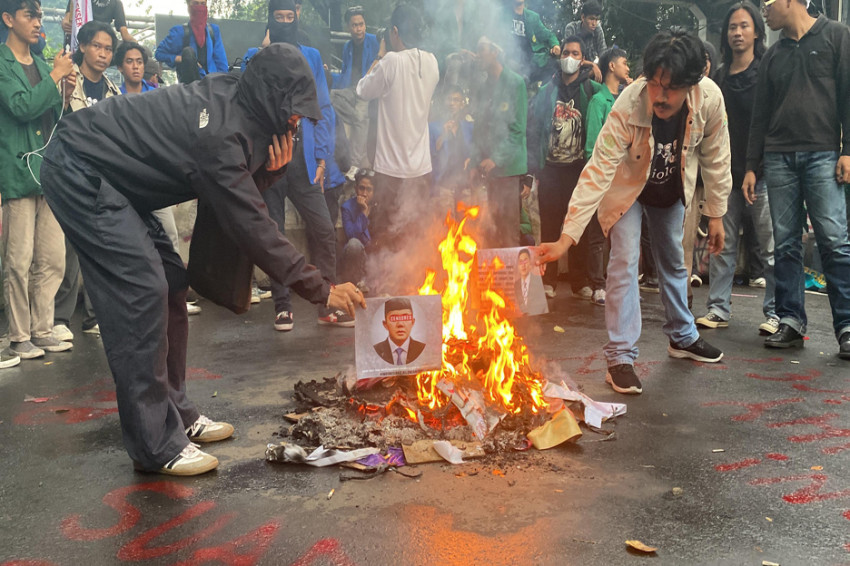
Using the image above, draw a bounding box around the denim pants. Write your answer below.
[604,200,699,366]
[706,180,776,321]
[764,151,850,339]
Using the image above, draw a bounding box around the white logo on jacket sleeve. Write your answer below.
[199,108,209,129]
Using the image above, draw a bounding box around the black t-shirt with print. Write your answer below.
[638,105,687,208]
[83,76,107,105]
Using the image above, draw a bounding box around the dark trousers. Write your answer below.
[262,157,336,315]
[484,175,522,249]
[54,237,97,329]
[41,150,197,470]
[538,164,606,291]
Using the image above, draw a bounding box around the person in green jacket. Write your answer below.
[0,0,76,363]
[502,0,560,85]
[527,35,604,303]
[585,47,631,159]
[469,36,528,248]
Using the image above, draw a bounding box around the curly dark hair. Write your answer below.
[642,27,706,88]
[114,42,148,68]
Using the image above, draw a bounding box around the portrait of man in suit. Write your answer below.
[373,297,426,365]
[515,248,547,315]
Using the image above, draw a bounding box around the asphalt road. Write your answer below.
[1,285,848,565]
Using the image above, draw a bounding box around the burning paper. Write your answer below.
[476,247,548,317]
[355,295,442,387]
[265,443,380,467]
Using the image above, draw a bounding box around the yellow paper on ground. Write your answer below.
[527,408,582,449]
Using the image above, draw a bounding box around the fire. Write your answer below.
[414,205,548,417]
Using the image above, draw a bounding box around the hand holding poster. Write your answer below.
[477,247,548,317]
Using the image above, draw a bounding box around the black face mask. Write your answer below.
[269,19,298,45]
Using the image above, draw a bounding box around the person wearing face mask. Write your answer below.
[155,0,228,84]
[527,36,602,302]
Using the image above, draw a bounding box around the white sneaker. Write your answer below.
[591,289,606,306]
[749,277,767,288]
[344,165,359,182]
[759,317,780,335]
[543,285,556,299]
[157,443,218,476]
[251,285,261,304]
[574,286,593,299]
[32,336,73,353]
[187,303,202,315]
[53,324,74,342]
[82,324,100,335]
[186,415,234,443]
[690,274,703,287]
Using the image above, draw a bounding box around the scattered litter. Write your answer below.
[662,413,668,417]
[527,408,581,449]
[672,487,683,497]
[625,540,657,553]
[44,362,53,366]
[433,440,465,464]
[553,326,565,333]
[54,409,70,414]
[765,517,773,522]
[24,395,51,403]
[265,443,379,467]
[763,561,780,566]
[327,488,335,500]
[212,391,217,397]
[791,361,800,364]
[543,380,626,428]
[712,449,725,453]
[402,440,484,464]
[339,465,422,481]
[811,465,823,471]
[357,447,405,468]
[554,489,564,493]
[492,469,505,476]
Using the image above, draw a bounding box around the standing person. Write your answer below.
[356,4,439,292]
[40,44,365,476]
[563,0,606,80]
[745,0,850,358]
[256,0,346,331]
[537,29,731,395]
[470,36,527,249]
[501,0,560,84]
[1,0,76,364]
[331,5,379,176]
[61,0,134,43]
[155,0,227,84]
[696,1,777,336]
[526,37,602,301]
[53,20,119,342]
[115,42,155,94]
[429,84,474,215]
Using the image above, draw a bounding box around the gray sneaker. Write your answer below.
[10,340,45,359]
[0,348,21,368]
[32,336,73,353]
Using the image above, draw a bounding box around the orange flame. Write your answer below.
[415,204,547,416]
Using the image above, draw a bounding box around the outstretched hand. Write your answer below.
[535,234,574,269]
[327,282,367,318]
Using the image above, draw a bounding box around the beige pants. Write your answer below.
[1,195,65,342]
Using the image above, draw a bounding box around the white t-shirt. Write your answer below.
[356,48,439,179]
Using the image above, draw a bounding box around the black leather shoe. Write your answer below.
[765,323,804,349]
[840,332,850,360]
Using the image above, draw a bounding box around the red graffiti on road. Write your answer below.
[701,397,803,422]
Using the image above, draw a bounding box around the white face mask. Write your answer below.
[560,56,581,75]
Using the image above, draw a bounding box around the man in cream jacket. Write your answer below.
[538,29,732,395]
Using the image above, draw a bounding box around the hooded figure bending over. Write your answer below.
[40,44,365,476]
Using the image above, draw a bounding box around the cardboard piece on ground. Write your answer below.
[527,408,582,449]
[402,440,485,464]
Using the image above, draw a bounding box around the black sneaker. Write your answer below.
[696,312,728,329]
[668,337,723,363]
[318,309,355,328]
[274,311,294,332]
[605,364,642,394]
[838,332,850,360]
[764,323,804,349]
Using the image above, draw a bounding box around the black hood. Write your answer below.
[236,43,321,135]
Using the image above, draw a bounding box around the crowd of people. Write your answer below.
[1,0,848,476]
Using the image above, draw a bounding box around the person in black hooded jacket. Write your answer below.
[39,43,366,476]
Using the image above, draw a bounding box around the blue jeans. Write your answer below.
[764,151,850,339]
[706,180,776,321]
[605,200,699,366]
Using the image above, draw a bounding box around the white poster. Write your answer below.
[477,247,548,317]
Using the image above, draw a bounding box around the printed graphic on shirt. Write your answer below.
[512,17,526,38]
[547,100,584,164]
[647,139,679,186]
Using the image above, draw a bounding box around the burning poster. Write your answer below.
[355,295,442,386]
[476,247,548,317]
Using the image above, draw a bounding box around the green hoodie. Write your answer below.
[0,44,63,200]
